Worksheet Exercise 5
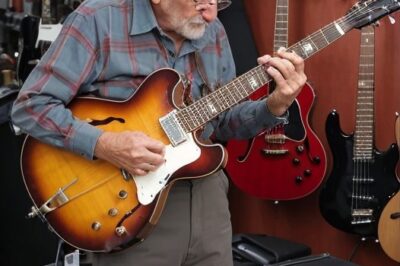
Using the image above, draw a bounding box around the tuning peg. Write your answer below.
[389,15,396,24]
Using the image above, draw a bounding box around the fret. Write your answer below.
[225,86,237,106]
[215,89,228,110]
[235,79,248,99]
[308,32,327,51]
[356,114,373,118]
[219,88,231,110]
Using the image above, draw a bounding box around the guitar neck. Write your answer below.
[273,0,289,51]
[354,26,375,159]
[176,10,355,132]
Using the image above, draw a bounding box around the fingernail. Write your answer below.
[278,47,286,52]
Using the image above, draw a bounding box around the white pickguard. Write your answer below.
[133,133,201,205]
[36,20,62,48]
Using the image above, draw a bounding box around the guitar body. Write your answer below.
[21,69,226,252]
[319,111,399,236]
[225,83,327,200]
[378,190,400,262]
[378,116,400,262]
[16,15,41,83]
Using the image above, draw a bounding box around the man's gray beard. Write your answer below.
[176,16,207,40]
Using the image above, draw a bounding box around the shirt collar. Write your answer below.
[130,0,212,51]
[130,0,158,35]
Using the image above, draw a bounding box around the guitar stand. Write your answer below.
[43,239,92,266]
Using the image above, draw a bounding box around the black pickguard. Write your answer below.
[283,100,305,141]
[319,111,399,237]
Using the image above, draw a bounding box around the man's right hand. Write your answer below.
[94,131,166,176]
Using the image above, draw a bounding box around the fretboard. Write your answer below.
[176,7,358,132]
[354,26,375,160]
[274,0,289,51]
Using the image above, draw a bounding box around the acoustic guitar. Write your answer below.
[378,116,400,262]
[319,25,399,237]
[21,0,400,252]
[225,0,327,200]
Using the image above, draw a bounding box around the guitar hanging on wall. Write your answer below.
[225,0,327,200]
[319,25,399,237]
[378,115,400,262]
[20,0,400,253]
[16,0,62,84]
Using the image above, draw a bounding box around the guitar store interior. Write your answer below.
[1,0,400,266]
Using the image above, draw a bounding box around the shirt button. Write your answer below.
[168,51,175,57]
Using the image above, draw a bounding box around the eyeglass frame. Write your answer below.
[192,0,232,11]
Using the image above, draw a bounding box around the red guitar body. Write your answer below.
[225,82,327,200]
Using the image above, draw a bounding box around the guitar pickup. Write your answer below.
[264,134,286,144]
[262,149,289,155]
[352,208,373,217]
[27,59,40,65]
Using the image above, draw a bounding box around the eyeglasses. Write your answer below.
[193,0,232,11]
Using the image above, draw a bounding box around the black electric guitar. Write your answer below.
[319,25,399,237]
[17,0,62,83]
[21,0,400,252]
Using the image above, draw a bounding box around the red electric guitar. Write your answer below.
[225,0,327,200]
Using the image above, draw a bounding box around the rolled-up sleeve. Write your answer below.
[11,12,102,159]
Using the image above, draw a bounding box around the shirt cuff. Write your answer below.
[256,98,289,126]
[71,122,103,160]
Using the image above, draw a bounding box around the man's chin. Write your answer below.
[182,25,206,40]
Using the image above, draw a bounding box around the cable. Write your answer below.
[54,239,64,266]
[348,237,365,262]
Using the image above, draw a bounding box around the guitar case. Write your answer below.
[233,234,359,266]
[232,234,311,265]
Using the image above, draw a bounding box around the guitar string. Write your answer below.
[176,2,384,133]
[61,171,130,207]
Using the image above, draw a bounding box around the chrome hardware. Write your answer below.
[159,110,187,146]
[91,222,101,231]
[118,190,128,199]
[27,178,77,218]
[115,226,127,236]
[121,169,133,181]
[108,208,118,217]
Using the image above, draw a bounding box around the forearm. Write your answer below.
[211,98,288,142]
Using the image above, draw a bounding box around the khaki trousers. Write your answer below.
[91,170,233,266]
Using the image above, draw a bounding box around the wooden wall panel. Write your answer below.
[228,1,400,265]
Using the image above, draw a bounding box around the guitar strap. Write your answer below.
[396,115,400,148]
[183,51,213,106]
